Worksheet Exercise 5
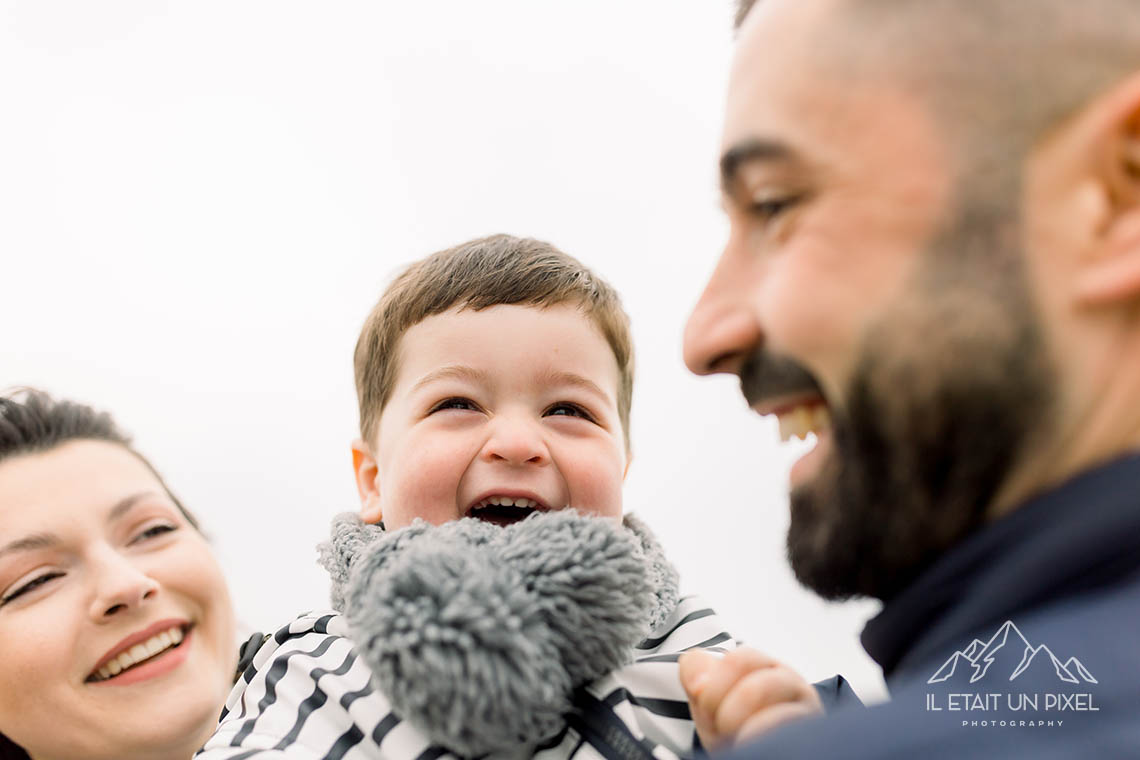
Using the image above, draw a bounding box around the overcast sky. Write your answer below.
[1,1,886,701]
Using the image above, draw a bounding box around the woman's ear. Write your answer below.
[1075,77,1140,305]
[352,439,383,524]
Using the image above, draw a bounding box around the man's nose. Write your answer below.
[683,244,764,376]
[480,413,550,466]
[88,549,159,622]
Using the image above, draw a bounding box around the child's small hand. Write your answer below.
[679,648,823,750]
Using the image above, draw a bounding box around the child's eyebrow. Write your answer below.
[412,365,490,391]
[538,370,613,405]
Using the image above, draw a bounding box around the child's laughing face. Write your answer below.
[354,303,628,530]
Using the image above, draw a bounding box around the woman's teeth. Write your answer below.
[777,404,832,442]
[93,625,184,681]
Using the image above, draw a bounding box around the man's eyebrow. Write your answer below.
[540,370,613,405]
[719,138,796,197]
[412,365,490,391]
[0,491,156,562]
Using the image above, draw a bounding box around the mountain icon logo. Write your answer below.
[927,620,1098,686]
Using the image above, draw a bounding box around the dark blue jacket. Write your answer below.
[725,454,1140,759]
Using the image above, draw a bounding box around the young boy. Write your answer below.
[199,235,833,759]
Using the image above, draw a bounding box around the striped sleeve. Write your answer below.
[584,595,737,760]
[197,611,451,760]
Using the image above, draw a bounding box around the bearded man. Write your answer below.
[679,0,1140,756]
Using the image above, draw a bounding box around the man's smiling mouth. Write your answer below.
[775,401,832,442]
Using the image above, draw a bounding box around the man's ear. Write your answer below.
[351,438,383,524]
[1074,73,1140,306]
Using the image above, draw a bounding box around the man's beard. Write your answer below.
[746,207,1056,602]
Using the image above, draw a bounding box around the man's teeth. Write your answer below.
[474,496,539,509]
[777,405,832,443]
[94,625,184,681]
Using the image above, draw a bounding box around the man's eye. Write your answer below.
[748,193,804,222]
[430,397,479,413]
[0,572,64,607]
[130,523,177,545]
[544,402,595,422]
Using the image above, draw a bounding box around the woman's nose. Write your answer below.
[480,414,549,466]
[88,550,159,622]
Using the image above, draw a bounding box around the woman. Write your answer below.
[0,389,238,759]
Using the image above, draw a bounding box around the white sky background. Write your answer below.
[1,1,886,701]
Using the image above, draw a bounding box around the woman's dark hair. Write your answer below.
[0,388,199,760]
[0,387,198,529]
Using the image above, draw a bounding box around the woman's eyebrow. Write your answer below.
[105,490,158,523]
[0,532,57,562]
[0,490,159,561]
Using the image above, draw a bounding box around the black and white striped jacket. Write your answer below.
[198,595,734,760]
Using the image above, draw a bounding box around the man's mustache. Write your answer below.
[739,348,824,407]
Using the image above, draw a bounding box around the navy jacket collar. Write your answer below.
[861,452,1140,681]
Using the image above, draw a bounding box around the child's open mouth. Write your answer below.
[466,495,551,527]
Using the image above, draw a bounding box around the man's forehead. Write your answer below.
[724,0,852,142]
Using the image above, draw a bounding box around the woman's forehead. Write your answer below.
[0,440,163,532]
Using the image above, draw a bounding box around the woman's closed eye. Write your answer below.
[0,572,64,607]
[544,402,596,423]
[129,522,177,546]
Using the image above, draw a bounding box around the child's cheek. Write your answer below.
[567,449,625,520]
[383,439,468,529]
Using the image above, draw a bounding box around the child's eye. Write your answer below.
[129,523,177,545]
[544,402,596,422]
[0,572,64,607]
[429,397,480,414]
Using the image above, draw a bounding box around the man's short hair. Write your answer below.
[354,234,635,450]
[732,0,1140,211]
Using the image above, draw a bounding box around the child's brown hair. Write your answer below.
[354,234,635,450]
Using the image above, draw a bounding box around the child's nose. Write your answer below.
[481,414,549,466]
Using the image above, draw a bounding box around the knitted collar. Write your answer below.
[317,510,680,756]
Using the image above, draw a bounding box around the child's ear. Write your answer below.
[351,438,383,524]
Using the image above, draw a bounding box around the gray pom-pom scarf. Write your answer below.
[317,511,681,757]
